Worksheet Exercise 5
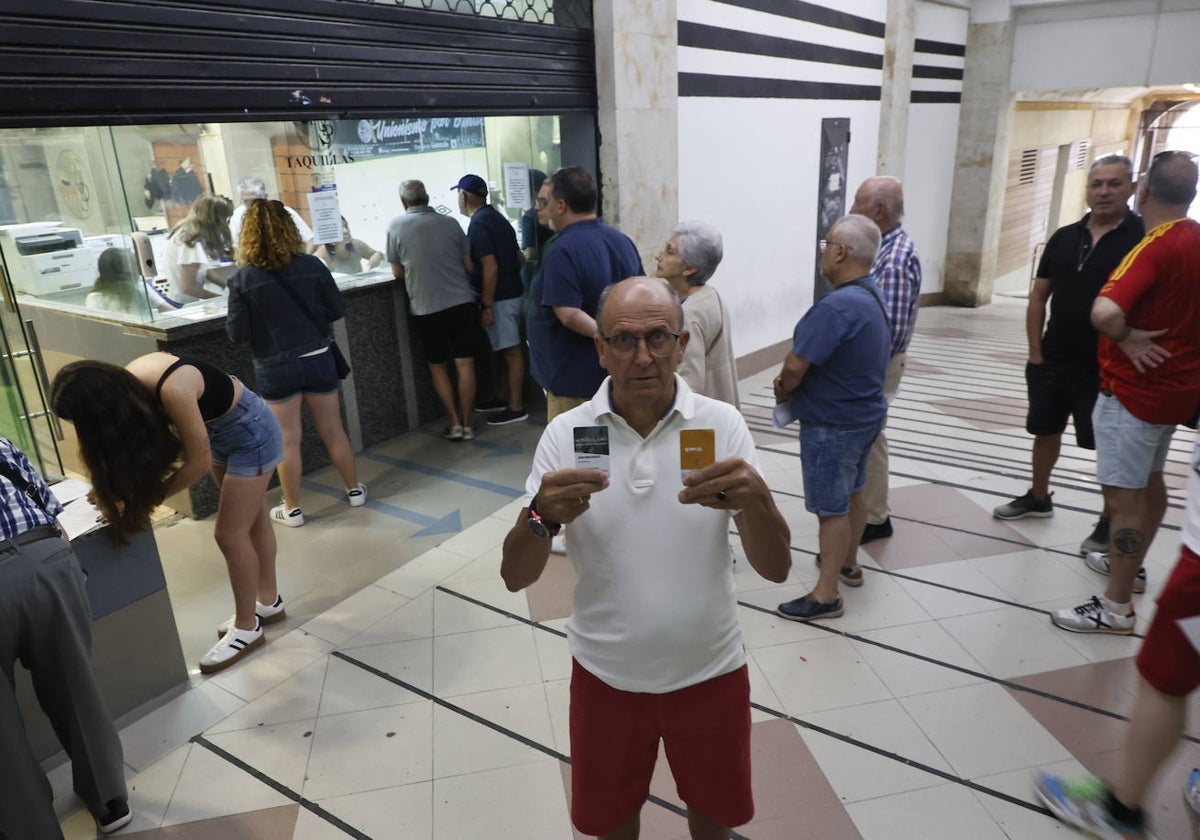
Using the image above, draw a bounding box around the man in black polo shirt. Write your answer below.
[994,154,1144,555]
[455,174,529,426]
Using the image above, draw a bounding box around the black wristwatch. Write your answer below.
[527,495,561,539]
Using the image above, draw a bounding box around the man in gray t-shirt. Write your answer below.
[387,179,486,439]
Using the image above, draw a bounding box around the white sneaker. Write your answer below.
[461,425,476,441]
[199,618,264,674]
[1051,596,1135,635]
[346,483,367,507]
[270,503,304,527]
[1083,551,1147,594]
[216,594,286,637]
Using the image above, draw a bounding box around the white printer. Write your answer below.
[0,223,96,296]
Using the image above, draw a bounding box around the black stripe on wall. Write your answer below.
[710,0,885,38]
[911,91,962,104]
[679,20,882,69]
[915,37,966,57]
[680,73,880,100]
[913,64,964,81]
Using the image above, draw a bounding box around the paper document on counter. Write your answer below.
[50,478,90,506]
[59,498,104,541]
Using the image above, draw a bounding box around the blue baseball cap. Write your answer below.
[452,174,488,198]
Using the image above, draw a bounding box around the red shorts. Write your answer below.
[568,659,753,836]
[1137,544,1200,696]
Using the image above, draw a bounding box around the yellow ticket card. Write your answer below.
[680,428,715,481]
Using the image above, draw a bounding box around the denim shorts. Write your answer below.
[254,347,339,403]
[799,419,884,516]
[1093,391,1175,489]
[485,297,522,351]
[207,387,284,478]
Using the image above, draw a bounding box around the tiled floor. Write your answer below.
[50,299,1200,839]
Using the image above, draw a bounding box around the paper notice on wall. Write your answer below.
[308,189,343,244]
[504,163,531,210]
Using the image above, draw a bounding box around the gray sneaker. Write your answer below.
[1051,596,1135,634]
[1084,551,1147,594]
[1079,515,1110,556]
[993,490,1053,520]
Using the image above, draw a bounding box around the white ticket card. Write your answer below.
[573,426,610,474]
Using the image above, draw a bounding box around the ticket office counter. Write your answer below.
[15,524,186,762]
[22,270,444,518]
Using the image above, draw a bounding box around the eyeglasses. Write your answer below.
[600,330,681,358]
[535,197,550,208]
[818,239,853,252]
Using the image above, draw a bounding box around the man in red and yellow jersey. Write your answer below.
[1053,150,1200,636]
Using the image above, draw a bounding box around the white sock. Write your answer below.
[1101,596,1133,617]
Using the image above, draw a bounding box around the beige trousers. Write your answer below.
[863,352,907,525]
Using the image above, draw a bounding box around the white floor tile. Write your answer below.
[751,635,893,715]
[314,782,433,840]
[938,607,1089,678]
[533,626,572,683]
[116,743,192,833]
[433,625,543,697]
[850,621,987,697]
[374,547,477,599]
[432,760,571,840]
[304,702,434,800]
[433,685,554,777]
[846,782,1011,839]
[208,657,328,734]
[901,683,1071,779]
[206,628,333,703]
[433,578,530,636]
[159,741,292,827]
[799,700,953,803]
[300,584,410,646]
[341,589,435,649]
[205,716,316,792]
[119,680,245,771]
[892,560,1013,619]
[543,679,571,755]
[332,637,434,698]
[437,515,515,560]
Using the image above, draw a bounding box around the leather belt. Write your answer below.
[2,524,63,549]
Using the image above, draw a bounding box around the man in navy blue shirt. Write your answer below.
[455,174,529,426]
[773,214,890,621]
[526,166,644,421]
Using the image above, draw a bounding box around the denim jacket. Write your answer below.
[226,254,346,366]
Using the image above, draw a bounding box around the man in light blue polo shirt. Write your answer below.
[386,179,485,440]
[773,214,889,621]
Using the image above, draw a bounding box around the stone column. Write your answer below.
[593,0,679,269]
[878,0,916,176]
[943,0,1015,307]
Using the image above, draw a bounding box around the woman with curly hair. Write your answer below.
[50,353,285,674]
[163,193,235,302]
[228,199,364,528]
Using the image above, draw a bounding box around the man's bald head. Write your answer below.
[597,276,684,336]
[851,176,905,232]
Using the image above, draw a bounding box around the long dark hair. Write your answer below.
[92,247,141,311]
[50,361,182,544]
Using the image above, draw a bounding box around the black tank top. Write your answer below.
[154,354,236,423]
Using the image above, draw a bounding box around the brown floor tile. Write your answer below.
[1005,687,1128,763]
[525,554,578,623]
[863,521,964,569]
[1011,658,1140,711]
[119,804,299,839]
[887,484,992,522]
[933,515,1033,558]
[928,395,1026,431]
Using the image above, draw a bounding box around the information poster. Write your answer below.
[504,162,531,210]
[813,117,850,301]
[308,188,343,245]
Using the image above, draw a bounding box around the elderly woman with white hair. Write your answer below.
[654,221,740,408]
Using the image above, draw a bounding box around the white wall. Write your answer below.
[1011,2,1200,92]
[903,1,968,298]
[676,0,886,359]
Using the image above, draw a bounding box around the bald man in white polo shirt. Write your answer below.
[502,276,791,840]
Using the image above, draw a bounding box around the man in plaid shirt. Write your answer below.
[850,176,921,543]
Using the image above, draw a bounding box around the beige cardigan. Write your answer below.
[678,283,740,409]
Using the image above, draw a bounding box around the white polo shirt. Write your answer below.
[523,375,760,693]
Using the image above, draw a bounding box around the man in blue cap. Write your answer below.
[454,174,528,425]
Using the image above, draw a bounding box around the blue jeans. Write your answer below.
[1093,392,1175,489]
[208,387,284,478]
[799,420,884,516]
